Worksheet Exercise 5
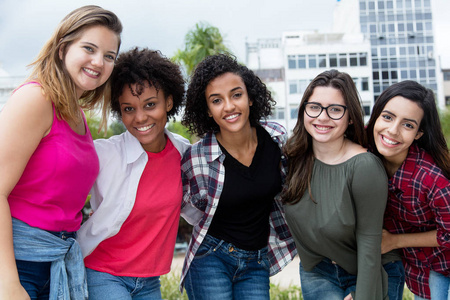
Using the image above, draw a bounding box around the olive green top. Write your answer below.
[285,152,389,300]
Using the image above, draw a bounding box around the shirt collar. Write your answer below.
[124,130,147,164]
[201,121,286,164]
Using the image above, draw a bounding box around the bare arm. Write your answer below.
[381,229,439,254]
[0,85,53,299]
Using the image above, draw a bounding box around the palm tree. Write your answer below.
[173,22,231,76]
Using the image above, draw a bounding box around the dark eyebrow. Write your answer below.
[81,41,117,56]
[382,109,420,126]
[207,86,243,100]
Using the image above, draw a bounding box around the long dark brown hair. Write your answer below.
[283,69,365,204]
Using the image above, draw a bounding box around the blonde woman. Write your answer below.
[0,6,122,299]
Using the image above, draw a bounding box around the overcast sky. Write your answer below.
[0,0,449,77]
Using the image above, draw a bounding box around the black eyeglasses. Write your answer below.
[303,102,347,120]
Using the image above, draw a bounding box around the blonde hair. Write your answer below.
[27,5,122,126]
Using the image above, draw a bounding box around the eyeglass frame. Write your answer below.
[303,102,348,120]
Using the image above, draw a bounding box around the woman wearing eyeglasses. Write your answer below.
[283,70,389,300]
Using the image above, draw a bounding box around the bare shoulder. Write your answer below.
[1,84,53,133]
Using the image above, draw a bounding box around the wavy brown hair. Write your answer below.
[27,5,122,126]
[366,80,450,178]
[283,69,365,204]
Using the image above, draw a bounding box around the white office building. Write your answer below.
[0,65,25,109]
[247,31,373,134]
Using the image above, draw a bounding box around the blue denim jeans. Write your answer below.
[383,260,405,300]
[15,230,77,300]
[16,260,51,300]
[429,270,450,300]
[299,258,356,300]
[184,234,270,300]
[86,268,162,300]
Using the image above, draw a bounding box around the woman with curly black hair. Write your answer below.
[77,47,191,299]
[179,54,297,299]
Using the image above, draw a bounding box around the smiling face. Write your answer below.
[205,72,253,136]
[61,25,119,98]
[119,83,173,153]
[303,86,349,147]
[373,96,424,168]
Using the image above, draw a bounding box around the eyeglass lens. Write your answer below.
[305,103,346,120]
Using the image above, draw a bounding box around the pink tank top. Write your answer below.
[8,82,99,232]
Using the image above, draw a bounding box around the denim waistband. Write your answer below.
[203,234,268,260]
[46,230,77,240]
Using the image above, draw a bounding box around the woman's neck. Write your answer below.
[216,125,257,166]
[383,159,402,177]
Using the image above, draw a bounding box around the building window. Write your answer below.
[446,96,450,106]
[308,54,317,68]
[329,54,338,67]
[443,71,450,81]
[270,107,285,120]
[339,53,347,67]
[318,54,327,68]
[362,77,369,91]
[288,55,296,69]
[359,53,367,66]
[289,81,298,94]
[290,107,298,119]
[299,80,310,94]
[350,53,358,66]
[298,55,306,68]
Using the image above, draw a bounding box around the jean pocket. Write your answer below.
[258,254,271,272]
[194,240,217,259]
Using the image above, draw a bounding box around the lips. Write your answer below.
[136,124,155,132]
[83,67,100,77]
[381,135,399,145]
[224,113,240,121]
[314,125,332,131]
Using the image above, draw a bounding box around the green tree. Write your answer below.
[167,121,197,143]
[173,22,231,76]
[440,109,450,147]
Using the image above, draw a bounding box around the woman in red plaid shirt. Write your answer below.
[367,80,450,300]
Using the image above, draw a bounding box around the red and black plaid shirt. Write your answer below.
[384,144,450,299]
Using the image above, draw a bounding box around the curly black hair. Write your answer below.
[182,53,275,137]
[110,47,185,120]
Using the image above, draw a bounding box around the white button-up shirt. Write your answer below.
[77,129,191,258]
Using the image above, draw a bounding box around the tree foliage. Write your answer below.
[441,109,450,147]
[173,22,231,76]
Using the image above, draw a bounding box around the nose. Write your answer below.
[223,98,235,112]
[316,108,329,121]
[91,53,104,67]
[135,108,147,123]
[387,122,400,136]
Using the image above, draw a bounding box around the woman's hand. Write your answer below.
[344,292,353,300]
[0,281,30,300]
[381,229,398,254]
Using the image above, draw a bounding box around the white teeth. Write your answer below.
[136,124,154,131]
[382,136,399,145]
[224,114,239,120]
[83,68,99,76]
[315,126,330,131]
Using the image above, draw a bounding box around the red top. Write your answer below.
[85,138,182,276]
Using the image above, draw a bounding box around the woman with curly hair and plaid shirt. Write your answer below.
[366,80,450,300]
[179,54,296,299]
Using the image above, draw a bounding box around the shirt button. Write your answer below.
[229,246,234,252]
